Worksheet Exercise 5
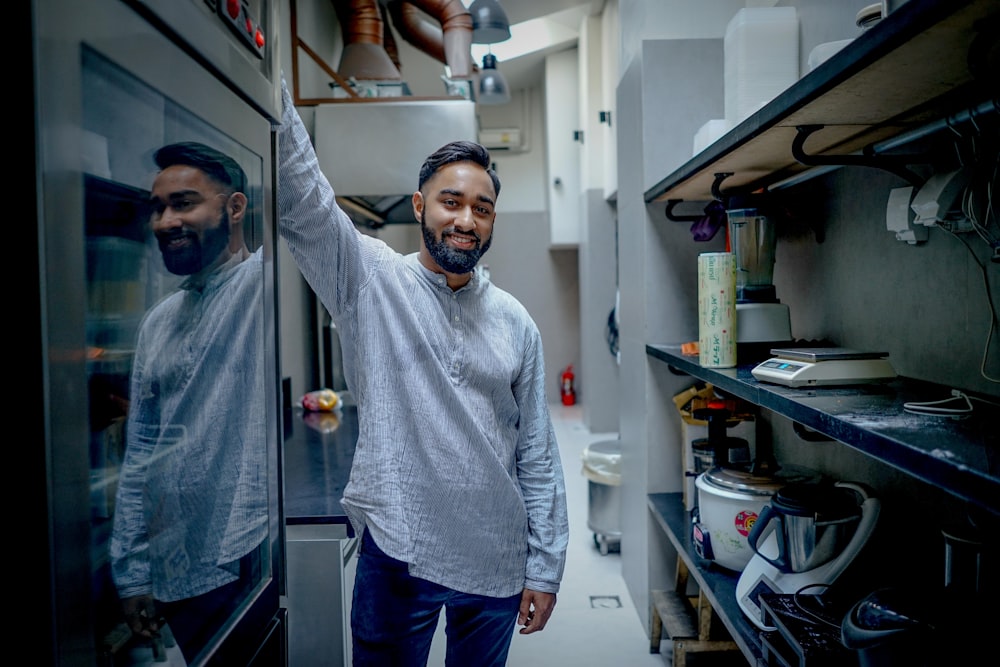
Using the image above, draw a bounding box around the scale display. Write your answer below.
[751,348,896,387]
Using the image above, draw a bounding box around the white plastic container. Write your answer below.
[724,7,799,125]
[693,119,733,156]
[807,39,854,73]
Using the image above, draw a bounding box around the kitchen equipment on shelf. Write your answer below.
[726,197,793,346]
[747,481,866,574]
[737,481,880,631]
[841,587,939,666]
[673,383,757,511]
[752,347,897,387]
[690,402,751,472]
[693,465,819,572]
[942,521,986,594]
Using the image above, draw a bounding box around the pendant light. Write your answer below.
[469,0,511,44]
[477,51,510,105]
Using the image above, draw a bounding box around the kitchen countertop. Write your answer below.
[282,397,358,534]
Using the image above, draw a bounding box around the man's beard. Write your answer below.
[420,211,492,275]
[157,211,231,276]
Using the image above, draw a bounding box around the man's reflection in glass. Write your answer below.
[109,142,267,662]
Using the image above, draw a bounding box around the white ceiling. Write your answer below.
[462,0,606,89]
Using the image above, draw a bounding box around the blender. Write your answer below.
[726,197,793,346]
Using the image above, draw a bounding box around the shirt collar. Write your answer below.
[407,253,482,293]
[180,250,246,292]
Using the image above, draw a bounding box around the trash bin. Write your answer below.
[581,440,622,555]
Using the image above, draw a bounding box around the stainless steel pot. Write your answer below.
[747,481,867,574]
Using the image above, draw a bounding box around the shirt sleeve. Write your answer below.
[109,328,154,599]
[275,76,366,321]
[514,328,569,594]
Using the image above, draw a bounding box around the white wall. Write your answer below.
[479,88,548,213]
[618,0,749,78]
[545,49,581,247]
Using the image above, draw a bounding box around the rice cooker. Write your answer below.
[693,465,819,572]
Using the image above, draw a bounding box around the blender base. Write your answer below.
[736,302,792,343]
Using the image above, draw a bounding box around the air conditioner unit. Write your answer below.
[479,127,522,151]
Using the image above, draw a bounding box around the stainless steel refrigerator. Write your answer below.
[29,1,285,665]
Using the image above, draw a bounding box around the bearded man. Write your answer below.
[276,77,569,667]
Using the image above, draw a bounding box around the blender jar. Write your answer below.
[727,207,777,302]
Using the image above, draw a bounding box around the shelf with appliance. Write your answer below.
[646,344,1000,516]
[642,0,998,206]
[648,492,764,664]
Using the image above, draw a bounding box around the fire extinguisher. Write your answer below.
[560,365,576,406]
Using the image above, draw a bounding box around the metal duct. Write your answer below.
[326,1,477,226]
[389,0,473,79]
[336,0,472,81]
[314,98,478,224]
[334,0,402,80]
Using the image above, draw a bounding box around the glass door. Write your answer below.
[34,1,282,665]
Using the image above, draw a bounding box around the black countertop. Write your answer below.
[282,401,358,533]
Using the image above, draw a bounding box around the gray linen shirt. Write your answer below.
[110,251,268,602]
[276,81,568,597]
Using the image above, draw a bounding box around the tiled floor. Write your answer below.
[427,403,673,666]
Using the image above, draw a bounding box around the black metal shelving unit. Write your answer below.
[638,2,999,664]
[647,344,999,515]
[643,0,998,206]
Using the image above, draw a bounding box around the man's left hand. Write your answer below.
[517,589,556,634]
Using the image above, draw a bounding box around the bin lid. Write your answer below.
[582,440,621,485]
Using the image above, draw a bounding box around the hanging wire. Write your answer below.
[943,102,1000,383]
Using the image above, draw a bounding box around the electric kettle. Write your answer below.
[746,480,866,573]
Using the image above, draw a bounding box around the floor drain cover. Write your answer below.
[589,595,622,608]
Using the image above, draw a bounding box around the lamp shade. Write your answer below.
[477,53,510,105]
[469,0,511,44]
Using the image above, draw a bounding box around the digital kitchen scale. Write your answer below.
[751,347,896,387]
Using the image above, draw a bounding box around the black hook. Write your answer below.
[664,199,703,222]
[712,172,734,202]
[792,125,923,187]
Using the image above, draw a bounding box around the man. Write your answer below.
[109,142,268,661]
[277,79,569,665]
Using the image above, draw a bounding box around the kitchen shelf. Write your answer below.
[644,0,999,204]
[648,492,765,665]
[646,344,1000,515]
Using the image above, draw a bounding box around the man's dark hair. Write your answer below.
[154,141,247,195]
[418,141,501,197]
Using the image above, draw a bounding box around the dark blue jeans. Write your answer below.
[352,531,522,667]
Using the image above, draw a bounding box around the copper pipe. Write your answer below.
[379,2,403,70]
[334,0,402,81]
[389,2,445,64]
[334,0,385,45]
[389,0,473,78]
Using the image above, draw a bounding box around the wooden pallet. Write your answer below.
[650,559,740,667]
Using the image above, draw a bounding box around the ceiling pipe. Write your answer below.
[388,0,473,79]
[334,0,403,81]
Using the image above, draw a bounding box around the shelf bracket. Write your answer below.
[793,421,834,442]
[711,172,734,202]
[792,125,924,187]
[664,199,703,222]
